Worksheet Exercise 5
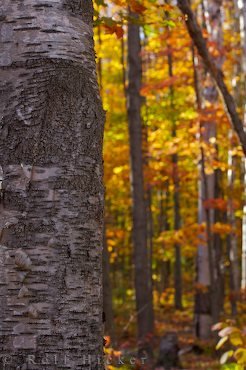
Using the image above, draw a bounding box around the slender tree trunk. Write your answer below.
[238,0,246,294]
[141,36,154,308]
[242,167,246,292]
[192,0,224,338]
[166,43,183,310]
[158,187,171,293]
[127,9,154,353]
[196,144,216,339]
[146,187,154,300]
[192,45,215,339]
[213,167,224,314]
[227,136,240,314]
[226,0,243,313]
[0,1,105,368]
[103,227,115,344]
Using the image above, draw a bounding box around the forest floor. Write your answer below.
[154,309,220,370]
[105,303,221,370]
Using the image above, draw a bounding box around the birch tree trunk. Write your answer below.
[193,0,224,339]
[0,1,105,369]
[127,10,154,354]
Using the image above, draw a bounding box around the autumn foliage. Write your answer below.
[94,0,246,368]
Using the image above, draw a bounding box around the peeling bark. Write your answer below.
[0,1,105,369]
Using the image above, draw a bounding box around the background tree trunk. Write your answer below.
[167,42,183,311]
[0,1,105,368]
[192,0,224,338]
[103,227,115,344]
[193,46,215,340]
[238,0,246,294]
[127,9,154,354]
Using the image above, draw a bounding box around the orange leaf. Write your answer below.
[129,0,147,14]
[103,24,124,39]
[141,76,178,95]
[203,198,227,211]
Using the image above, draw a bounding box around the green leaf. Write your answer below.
[221,363,238,370]
[163,19,176,28]
[94,0,108,6]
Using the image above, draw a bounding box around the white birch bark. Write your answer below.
[0,1,105,369]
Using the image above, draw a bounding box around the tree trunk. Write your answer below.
[0,1,105,369]
[192,0,224,338]
[238,0,246,294]
[192,47,215,340]
[103,227,115,344]
[227,136,240,315]
[213,168,224,315]
[127,9,154,353]
[242,166,246,291]
[158,187,171,293]
[195,144,216,339]
[166,40,183,311]
[226,0,243,314]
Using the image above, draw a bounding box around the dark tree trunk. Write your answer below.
[127,9,154,353]
[0,1,104,368]
[166,42,183,310]
[158,188,171,293]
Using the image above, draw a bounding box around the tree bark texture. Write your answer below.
[127,10,154,348]
[0,1,105,369]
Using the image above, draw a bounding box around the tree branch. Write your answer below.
[177,0,246,156]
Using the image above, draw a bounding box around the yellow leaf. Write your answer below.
[230,333,244,347]
[220,350,234,365]
[212,322,224,331]
[218,326,240,337]
[234,348,246,365]
[216,336,228,350]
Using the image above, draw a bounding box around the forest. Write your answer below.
[0,0,245,369]
[96,0,246,369]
